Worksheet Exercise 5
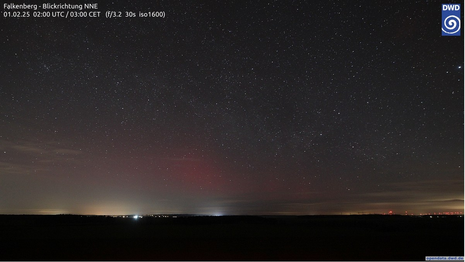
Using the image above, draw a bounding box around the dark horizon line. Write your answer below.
[0,213,463,217]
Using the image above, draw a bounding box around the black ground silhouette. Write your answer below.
[0,214,463,260]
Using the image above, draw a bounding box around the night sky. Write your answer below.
[1,1,463,215]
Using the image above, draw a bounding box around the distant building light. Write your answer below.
[133,215,138,219]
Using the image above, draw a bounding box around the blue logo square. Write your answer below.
[442,4,461,36]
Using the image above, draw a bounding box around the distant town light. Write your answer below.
[133,215,138,219]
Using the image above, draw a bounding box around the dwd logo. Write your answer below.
[442,4,461,36]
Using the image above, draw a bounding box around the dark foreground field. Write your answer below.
[0,214,463,260]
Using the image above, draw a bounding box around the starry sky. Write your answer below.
[1,1,463,215]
